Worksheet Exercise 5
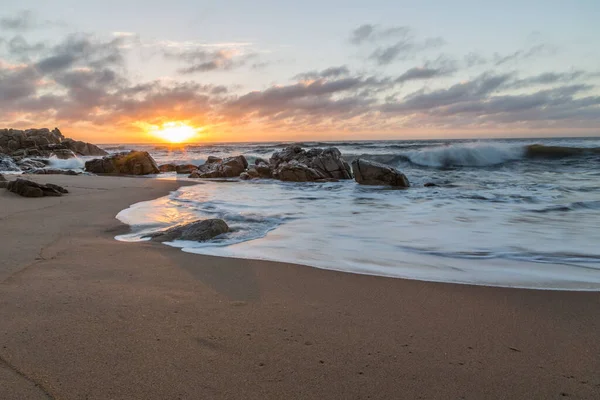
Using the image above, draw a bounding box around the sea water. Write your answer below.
[110,137,600,290]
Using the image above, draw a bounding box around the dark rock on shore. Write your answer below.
[189,156,247,178]
[159,164,177,172]
[6,178,68,197]
[270,146,352,181]
[352,159,410,187]
[144,219,229,242]
[85,151,160,175]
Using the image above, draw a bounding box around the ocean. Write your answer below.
[8,137,600,290]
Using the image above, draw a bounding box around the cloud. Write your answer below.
[494,44,556,65]
[164,47,259,73]
[0,11,34,31]
[293,66,350,81]
[350,24,410,45]
[509,71,586,88]
[369,37,445,65]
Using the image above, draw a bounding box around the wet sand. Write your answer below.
[0,175,599,399]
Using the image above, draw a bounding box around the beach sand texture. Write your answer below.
[1,175,599,399]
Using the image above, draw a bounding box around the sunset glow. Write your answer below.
[147,122,201,143]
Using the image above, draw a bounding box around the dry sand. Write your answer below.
[0,175,599,400]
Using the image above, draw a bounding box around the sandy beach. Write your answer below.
[1,175,599,399]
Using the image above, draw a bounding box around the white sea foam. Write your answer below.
[402,142,525,167]
[47,155,87,170]
[116,176,600,290]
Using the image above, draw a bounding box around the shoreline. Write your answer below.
[1,175,599,399]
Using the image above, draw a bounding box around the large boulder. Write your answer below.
[61,138,108,156]
[85,151,160,175]
[189,156,248,178]
[351,159,410,187]
[144,219,229,242]
[6,178,68,197]
[269,146,352,181]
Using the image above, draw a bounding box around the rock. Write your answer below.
[6,178,68,197]
[525,144,600,159]
[0,155,20,171]
[85,151,160,175]
[0,127,107,158]
[206,156,223,164]
[50,149,77,159]
[424,182,438,187]
[61,138,108,156]
[351,159,410,187]
[255,157,269,166]
[16,158,47,171]
[159,163,199,174]
[270,146,352,181]
[175,164,197,174]
[239,172,251,180]
[144,219,229,242]
[159,164,177,173]
[255,164,273,178]
[276,161,326,182]
[25,168,79,175]
[189,155,248,178]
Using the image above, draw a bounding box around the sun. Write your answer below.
[148,122,200,143]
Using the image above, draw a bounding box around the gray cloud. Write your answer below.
[494,44,555,66]
[369,36,445,65]
[293,66,350,81]
[164,48,259,73]
[0,11,34,31]
[509,71,586,88]
[350,24,411,45]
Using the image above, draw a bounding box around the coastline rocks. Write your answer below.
[270,146,352,181]
[16,158,48,171]
[144,219,229,242]
[25,168,80,175]
[351,159,410,187]
[175,164,197,174]
[6,178,68,197]
[85,151,160,175]
[0,128,107,159]
[189,156,248,178]
[0,155,20,171]
[159,164,177,172]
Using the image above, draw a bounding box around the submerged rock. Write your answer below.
[144,219,229,242]
[525,144,600,159]
[351,159,410,187]
[270,146,352,181]
[7,178,68,197]
[85,151,160,175]
[424,182,438,187]
[189,155,248,178]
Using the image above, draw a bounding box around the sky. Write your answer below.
[1,1,599,143]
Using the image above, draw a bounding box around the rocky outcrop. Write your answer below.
[159,164,177,173]
[144,219,229,242]
[0,155,20,171]
[189,156,248,178]
[16,158,48,171]
[6,178,68,197]
[158,163,197,174]
[351,159,410,187]
[0,128,107,159]
[24,169,80,175]
[85,151,160,175]
[269,146,352,182]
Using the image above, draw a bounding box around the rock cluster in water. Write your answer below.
[85,151,160,175]
[351,159,410,187]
